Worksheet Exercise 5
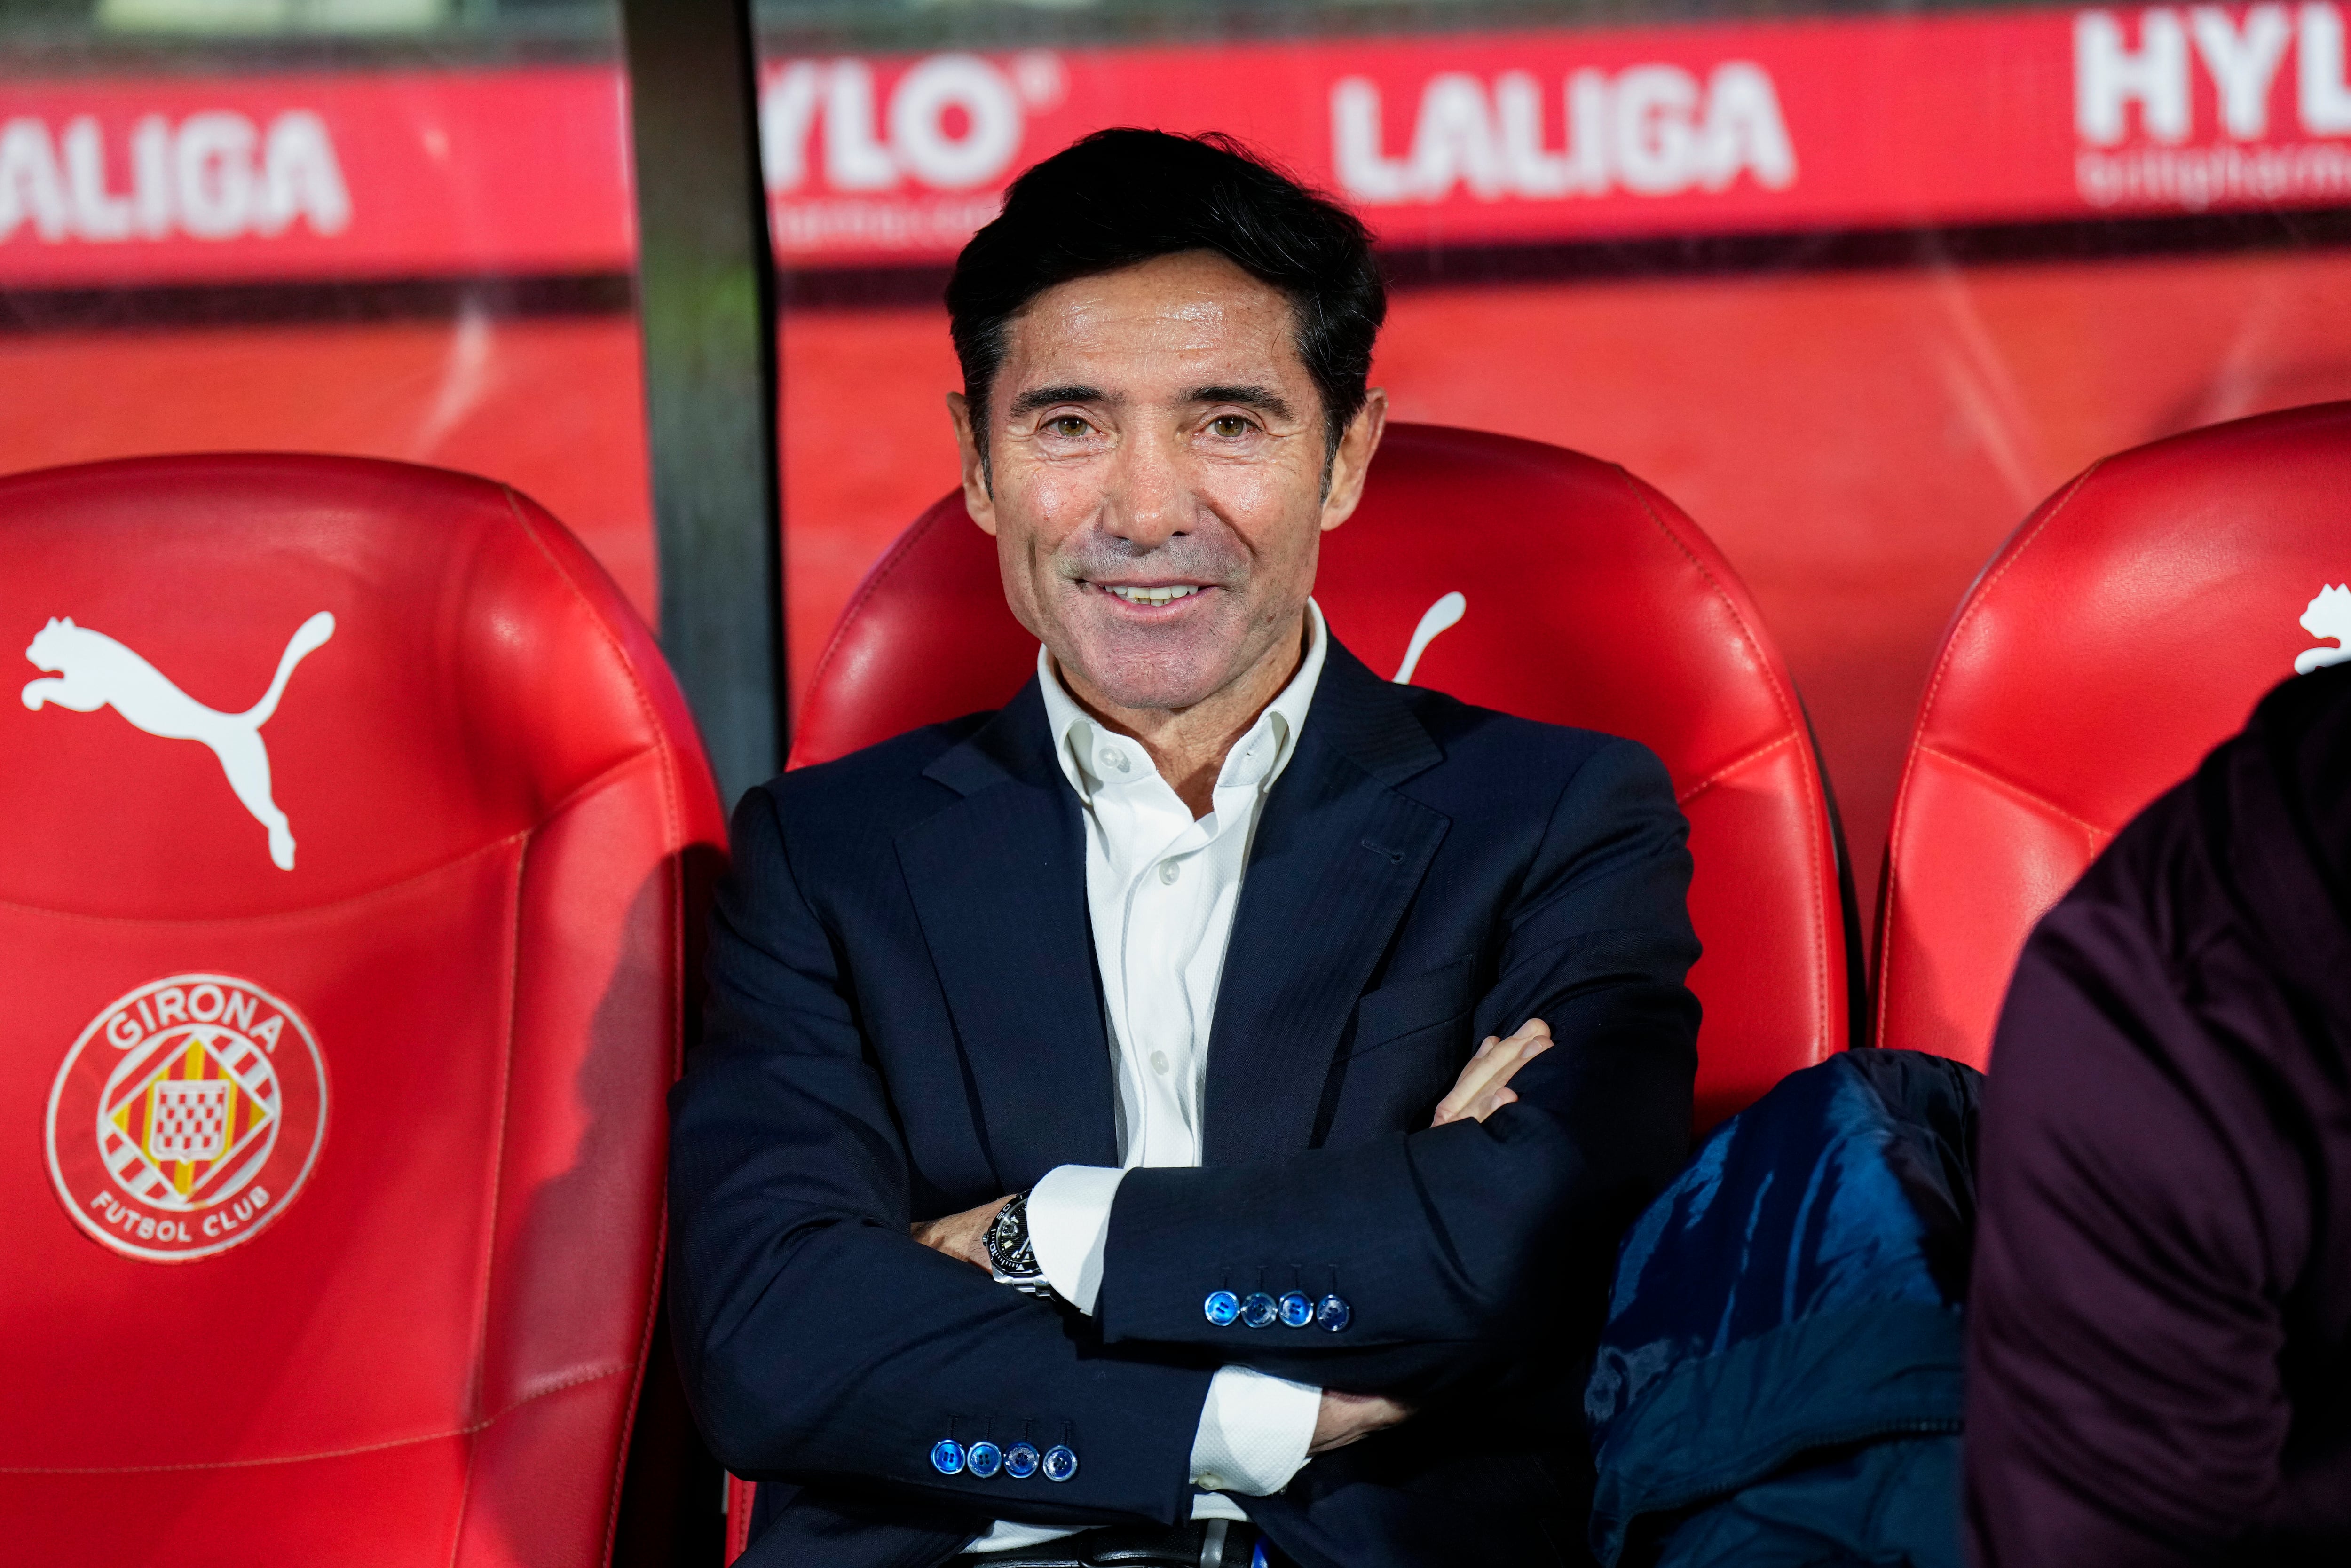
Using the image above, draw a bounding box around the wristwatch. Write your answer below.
[986,1189,1049,1296]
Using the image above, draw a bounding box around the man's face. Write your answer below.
[951,250,1384,717]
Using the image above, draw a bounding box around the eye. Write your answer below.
[1047,415,1092,439]
[1208,414,1254,438]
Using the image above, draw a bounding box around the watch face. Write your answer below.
[987,1198,1036,1275]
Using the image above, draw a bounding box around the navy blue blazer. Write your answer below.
[667,640,1701,1568]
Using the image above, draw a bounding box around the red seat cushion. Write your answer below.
[0,455,723,1564]
[792,422,1849,1129]
[1876,400,2351,1068]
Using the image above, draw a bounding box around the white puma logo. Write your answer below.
[1392,591,1466,685]
[2296,584,2351,675]
[22,612,336,870]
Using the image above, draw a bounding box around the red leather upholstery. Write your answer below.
[1876,401,2351,1068]
[0,455,724,1566]
[797,422,1848,1121]
[727,423,1848,1560]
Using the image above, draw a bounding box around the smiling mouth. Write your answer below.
[1097,583,1206,606]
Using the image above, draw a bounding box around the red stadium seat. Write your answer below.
[795,421,1855,1120]
[1875,401,2351,1068]
[0,455,724,1565]
[726,420,1857,1558]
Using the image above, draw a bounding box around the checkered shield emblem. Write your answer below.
[149,1078,233,1163]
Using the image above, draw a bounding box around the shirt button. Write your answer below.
[1150,1050,1171,1074]
[1197,1472,1226,1491]
[1158,858,1181,884]
[1100,746,1130,773]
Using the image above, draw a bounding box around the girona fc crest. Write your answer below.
[44,975,327,1263]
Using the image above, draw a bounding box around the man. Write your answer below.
[1967,663,2351,1565]
[668,129,1700,1568]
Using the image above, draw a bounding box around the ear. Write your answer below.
[948,391,997,536]
[1318,387,1390,534]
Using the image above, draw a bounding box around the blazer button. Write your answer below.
[1278,1291,1314,1328]
[1317,1294,1353,1332]
[1043,1444,1079,1482]
[930,1439,966,1475]
[967,1441,1002,1478]
[1003,1442,1040,1479]
[1239,1292,1278,1328]
[1203,1289,1240,1326]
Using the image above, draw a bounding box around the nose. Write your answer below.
[1100,421,1189,553]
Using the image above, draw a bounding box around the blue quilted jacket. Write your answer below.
[1583,1049,1980,1568]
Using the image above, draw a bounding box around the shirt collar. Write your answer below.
[1037,599,1329,804]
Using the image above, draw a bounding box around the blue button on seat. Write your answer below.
[1278,1290,1313,1328]
[1239,1291,1278,1328]
[1316,1293,1352,1332]
[1042,1444,1079,1482]
[1203,1289,1240,1326]
[1003,1441,1040,1479]
[930,1438,965,1475]
[966,1440,1002,1478]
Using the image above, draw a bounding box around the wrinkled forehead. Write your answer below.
[995,252,1311,409]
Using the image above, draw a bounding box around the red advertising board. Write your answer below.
[4,4,2350,284]
[0,67,632,285]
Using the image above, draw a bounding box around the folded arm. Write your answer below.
[910,1021,1559,1454]
[1094,738,1700,1388]
[668,787,1216,1529]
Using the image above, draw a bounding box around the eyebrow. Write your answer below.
[1189,384,1297,420]
[1008,382,1301,422]
[1008,384,1109,418]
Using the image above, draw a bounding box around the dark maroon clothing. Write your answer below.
[1966,664,2351,1567]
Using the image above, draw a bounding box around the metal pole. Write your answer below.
[619,0,784,806]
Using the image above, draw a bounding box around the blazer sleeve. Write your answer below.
[666,786,1215,1528]
[1093,736,1701,1388]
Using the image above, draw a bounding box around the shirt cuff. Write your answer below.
[1189,1366,1320,1497]
[1026,1164,1126,1315]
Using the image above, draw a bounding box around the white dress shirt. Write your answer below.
[966,602,1331,1554]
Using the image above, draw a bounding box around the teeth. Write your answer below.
[1105,584,1202,605]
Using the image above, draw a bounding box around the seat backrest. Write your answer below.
[0,455,724,1565]
[1876,401,2351,1067]
[725,423,1856,1561]
[794,422,1853,1126]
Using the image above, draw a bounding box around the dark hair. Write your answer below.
[947,128,1386,479]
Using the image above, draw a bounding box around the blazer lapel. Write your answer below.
[1202,644,1451,1163]
[898,680,1119,1187]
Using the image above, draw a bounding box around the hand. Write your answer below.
[909,1194,1012,1272]
[1431,1017,1553,1127]
[1309,1389,1412,1455]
